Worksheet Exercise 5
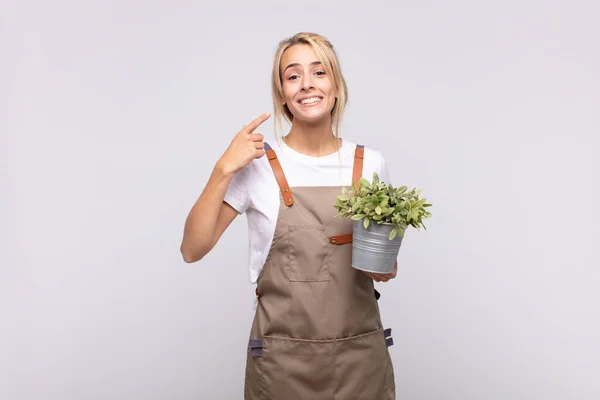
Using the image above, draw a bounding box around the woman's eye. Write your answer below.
[288,74,299,80]
[315,71,326,76]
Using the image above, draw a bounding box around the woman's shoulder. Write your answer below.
[342,139,386,162]
[342,139,389,182]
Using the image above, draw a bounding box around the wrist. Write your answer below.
[214,160,237,180]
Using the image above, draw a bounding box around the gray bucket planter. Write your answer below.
[351,220,403,274]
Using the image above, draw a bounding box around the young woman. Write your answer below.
[181,32,397,399]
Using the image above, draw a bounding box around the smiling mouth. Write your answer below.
[298,96,323,105]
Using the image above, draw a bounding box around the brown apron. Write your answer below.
[244,143,395,400]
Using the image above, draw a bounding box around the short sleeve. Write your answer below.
[224,165,250,214]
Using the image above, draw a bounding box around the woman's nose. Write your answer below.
[301,75,314,91]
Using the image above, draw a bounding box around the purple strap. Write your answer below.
[249,339,263,357]
[251,347,263,357]
[386,337,394,347]
[384,328,392,338]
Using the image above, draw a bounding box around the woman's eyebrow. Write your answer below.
[283,61,322,73]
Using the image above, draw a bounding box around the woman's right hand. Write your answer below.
[216,112,271,176]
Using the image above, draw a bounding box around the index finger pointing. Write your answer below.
[243,112,271,134]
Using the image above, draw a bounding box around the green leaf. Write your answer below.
[411,209,419,221]
[331,170,432,231]
[413,199,425,208]
[389,228,398,240]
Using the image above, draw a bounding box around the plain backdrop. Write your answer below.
[2,0,600,399]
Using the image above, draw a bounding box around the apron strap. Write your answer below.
[352,144,365,188]
[264,142,364,207]
[249,339,263,357]
[329,233,353,245]
[384,328,394,347]
[327,144,365,245]
[264,142,294,207]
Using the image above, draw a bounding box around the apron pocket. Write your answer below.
[260,336,336,400]
[287,224,332,282]
[257,330,392,400]
[333,328,390,400]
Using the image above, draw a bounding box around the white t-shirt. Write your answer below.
[224,137,390,284]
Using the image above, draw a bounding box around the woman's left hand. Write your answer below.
[363,261,398,282]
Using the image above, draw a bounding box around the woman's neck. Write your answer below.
[284,119,340,157]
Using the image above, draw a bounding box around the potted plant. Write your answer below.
[333,173,432,274]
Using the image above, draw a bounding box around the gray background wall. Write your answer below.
[3,0,599,399]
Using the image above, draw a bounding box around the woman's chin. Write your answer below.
[290,108,333,125]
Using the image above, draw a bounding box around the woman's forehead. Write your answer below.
[281,44,320,68]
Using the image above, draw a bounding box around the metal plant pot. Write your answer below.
[352,220,403,274]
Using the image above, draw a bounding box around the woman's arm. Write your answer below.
[180,112,270,263]
[180,166,240,263]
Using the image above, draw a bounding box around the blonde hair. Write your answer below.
[271,32,348,140]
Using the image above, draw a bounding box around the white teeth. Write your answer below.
[300,97,322,105]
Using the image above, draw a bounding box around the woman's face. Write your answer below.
[280,44,336,124]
